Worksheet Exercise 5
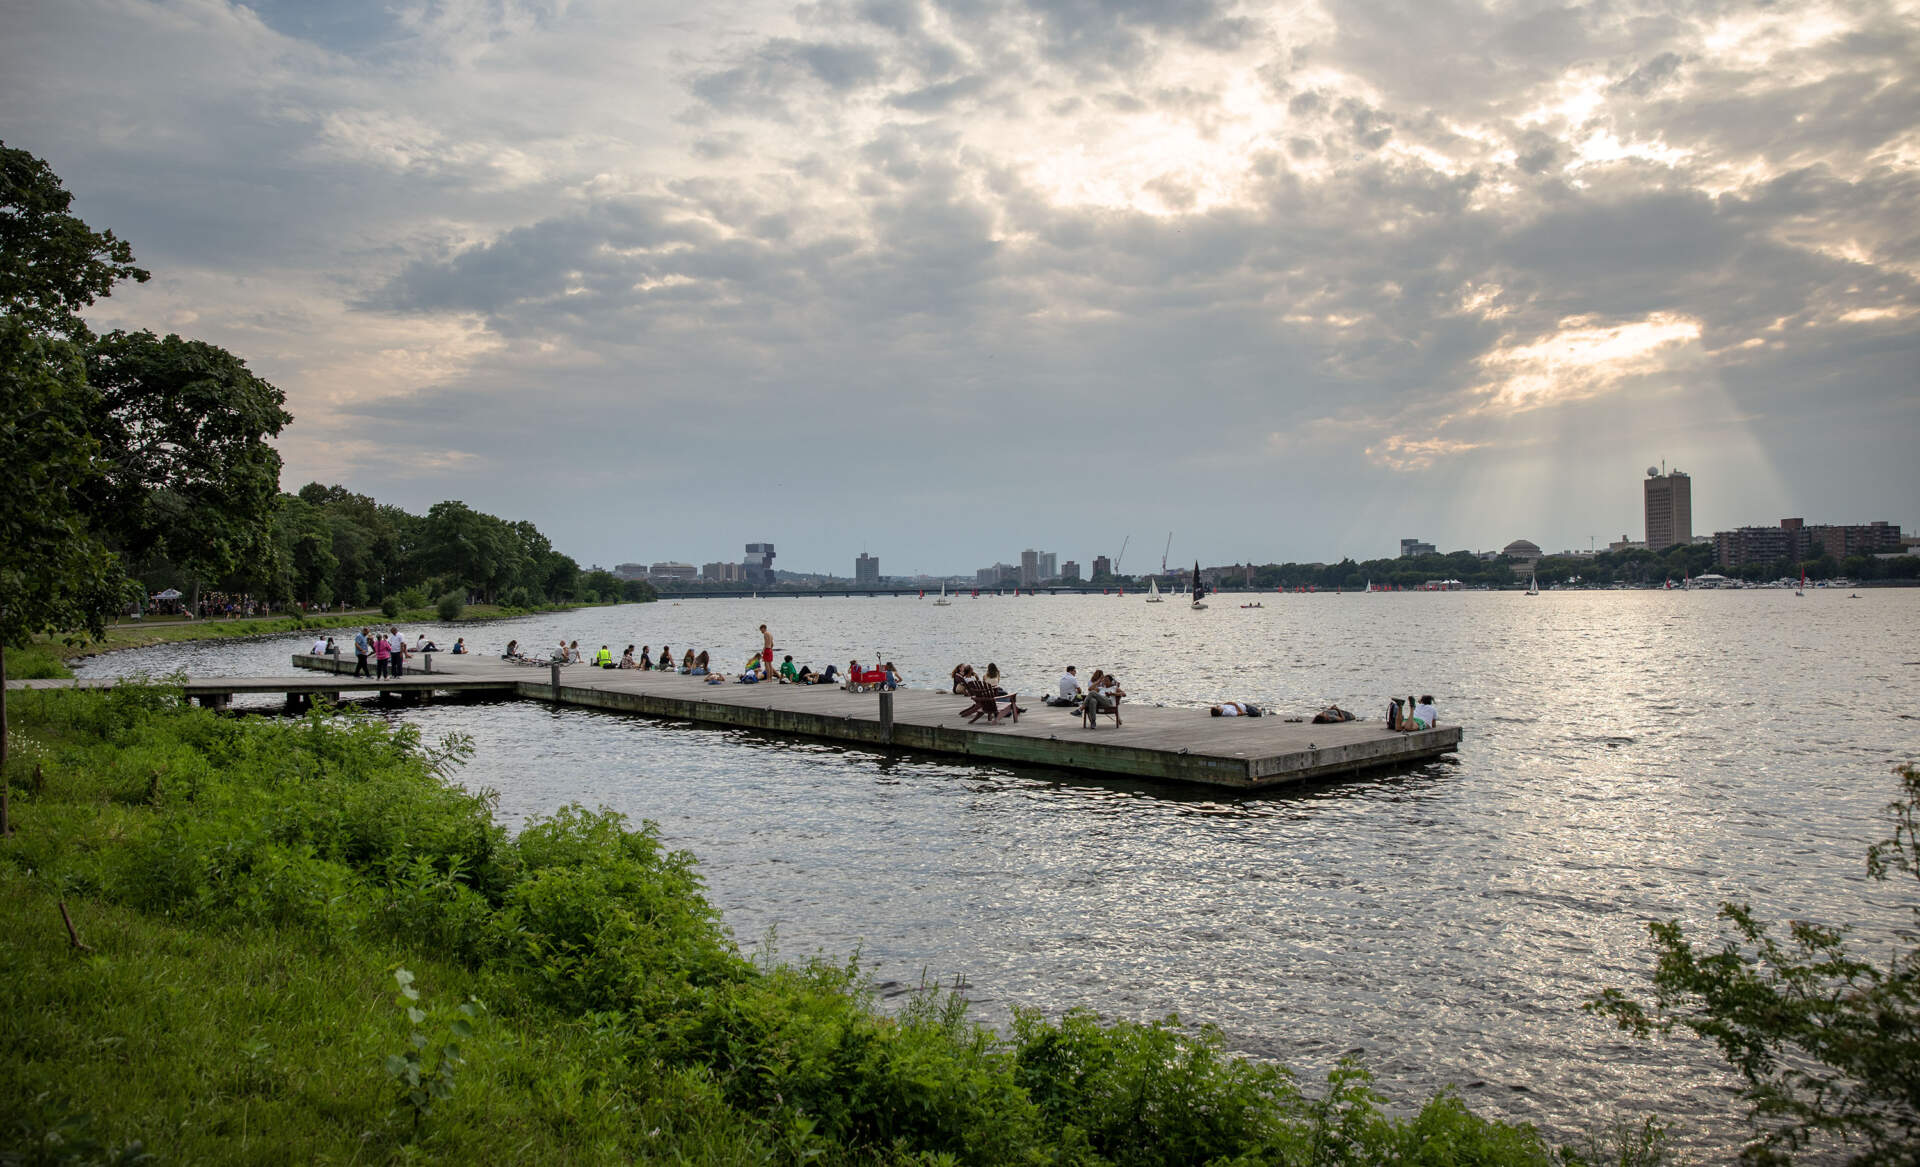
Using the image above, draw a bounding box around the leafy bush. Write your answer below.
[379,595,400,618]
[1591,761,1920,1162]
[435,591,465,622]
[504,586,533,609]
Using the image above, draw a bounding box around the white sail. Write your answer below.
[1146,577,1163,602]
[933,581,950,605]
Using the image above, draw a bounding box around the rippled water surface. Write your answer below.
[82,590,1920,1148]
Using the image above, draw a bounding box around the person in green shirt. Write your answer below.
[594,644,613,667]
[779,654,798,682]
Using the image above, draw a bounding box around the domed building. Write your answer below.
[1502,539,1542,578]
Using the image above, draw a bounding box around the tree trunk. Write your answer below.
[1,640,9,833]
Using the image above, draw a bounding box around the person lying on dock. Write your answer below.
[1407,696,1438,730]
[1210,702,1261,717]
[736,663,764,683]
[1311,704,1354,723]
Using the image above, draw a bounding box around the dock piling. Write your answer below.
[878,690,894,744]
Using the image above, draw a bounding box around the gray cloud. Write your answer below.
[6,0,1915,568]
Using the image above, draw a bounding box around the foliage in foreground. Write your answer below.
[1591,762,1920,1164]
[0,688,1598,1164]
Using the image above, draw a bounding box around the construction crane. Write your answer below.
[1160,532,1172,575]
[1114,535,1130,576]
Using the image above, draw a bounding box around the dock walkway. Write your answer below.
[285,653,1462,790]
[13,657,1461,790]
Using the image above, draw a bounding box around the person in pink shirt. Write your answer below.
[374,633,392,679]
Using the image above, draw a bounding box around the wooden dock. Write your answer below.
[273,653,1462,791]
[8,671,515,709]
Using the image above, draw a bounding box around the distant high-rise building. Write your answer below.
[1019,550,1039,588]
[1644,467,1693,550]
[648,562,697,580]
[1061,560,1080,582]
[1092,555,1112,578]
[976,566,996,587]
[1399,538,1436,558]
[702,562,741,582]
[855,553,879,585]
[743,542,776,587]
[1037,551,1057,580]
[613,563,649,580]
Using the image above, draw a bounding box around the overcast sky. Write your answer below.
[6,0,1916,575]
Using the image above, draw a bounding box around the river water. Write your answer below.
[79,590,1920,1149]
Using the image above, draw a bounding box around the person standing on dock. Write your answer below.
[353,628,371,677]
[388,626,406,676]
[759,624,774,679]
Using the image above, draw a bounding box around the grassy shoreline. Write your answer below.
[6,600,615,680]
[0,686,1640,1164]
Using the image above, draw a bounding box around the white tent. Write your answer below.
[152,588,183,600]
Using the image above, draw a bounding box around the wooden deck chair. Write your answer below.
[959,676,1019,724]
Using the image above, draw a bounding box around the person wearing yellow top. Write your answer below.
[594,644,613,667]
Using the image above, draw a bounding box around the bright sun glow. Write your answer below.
[1474,313,1703,410]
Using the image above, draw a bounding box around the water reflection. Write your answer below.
[77,591,1920,1150]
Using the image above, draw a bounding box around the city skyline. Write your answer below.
[7,2,1915,572]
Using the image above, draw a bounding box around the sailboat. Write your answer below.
[1796,568,1805,597]
[932,582,951,606]
[1146,577,1163,603]
[1190,561,1209,610]
[1526,571,1540,596]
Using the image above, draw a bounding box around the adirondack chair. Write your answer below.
[1082,687,1122,728]
[959,676,1019,724]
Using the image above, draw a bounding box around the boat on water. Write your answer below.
[1526,571,1540,596]
[1146,577,1163,603]
[1190,561,1209,610]
[933,582,951,606]
[1239,602,1263,609]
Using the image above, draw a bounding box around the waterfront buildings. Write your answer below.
[702,562,741,583]
[855,553,879,585]
[1061,560,1080,582]
[1019,550,1038,588]
[1092,555,1111,579]
[1502,539,1542,577]
[1643,467,1693,550]
[1714,518,1904,569]
[1399,538,1436,558]
[648,562,697,580]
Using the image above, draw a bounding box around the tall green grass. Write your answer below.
[0,689,1644,1164]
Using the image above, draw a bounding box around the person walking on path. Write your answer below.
[353,627,371,677]
[759,624,774,679]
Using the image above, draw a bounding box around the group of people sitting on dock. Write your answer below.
[1039,665,1124,726]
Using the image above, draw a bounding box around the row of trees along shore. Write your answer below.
[1092,543,1911,594]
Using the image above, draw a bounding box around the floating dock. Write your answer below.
[274,653,1462,791]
